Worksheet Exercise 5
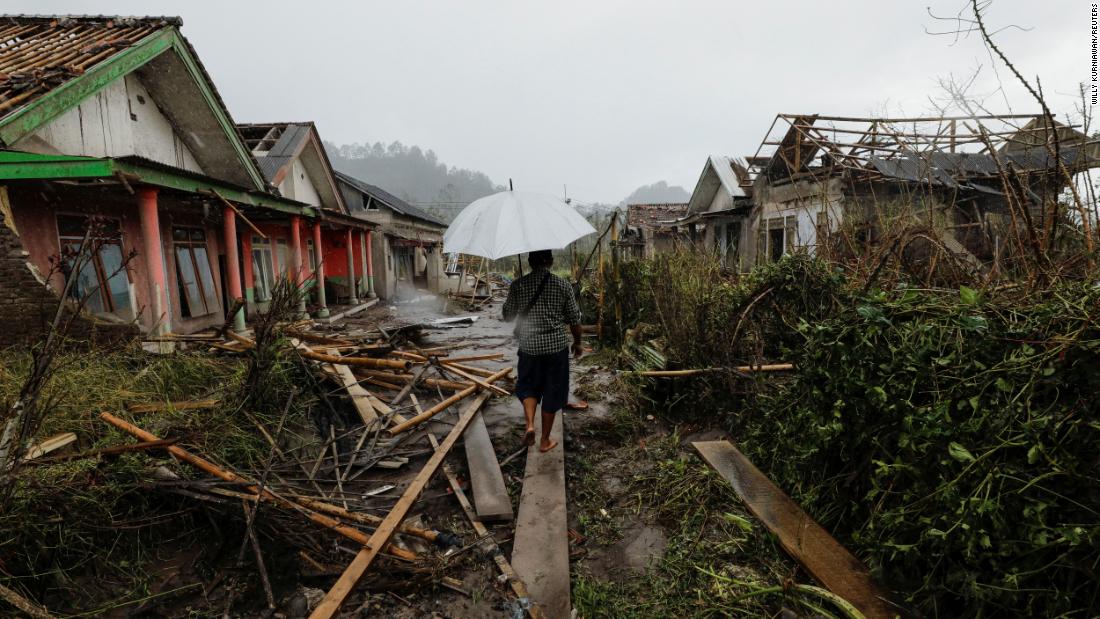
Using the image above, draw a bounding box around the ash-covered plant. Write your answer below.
[240,277,303,414]
[734,281,1100,617]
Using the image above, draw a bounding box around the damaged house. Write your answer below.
[679,155,753,269]
[681,114,1099,272]
[0,16,380,342]
[238,121,378,314]
[334,171,448,299]
[622,202,688,259]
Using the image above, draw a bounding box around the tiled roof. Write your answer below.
[334,171,448,228]
[0,15,177,119]
[627,202,688,229]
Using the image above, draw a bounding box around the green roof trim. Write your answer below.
[0,27,267,191]
[0,151,315,217]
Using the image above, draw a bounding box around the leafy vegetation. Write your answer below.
[607,252,1100,617]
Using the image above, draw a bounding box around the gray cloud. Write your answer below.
[3,0,1087,203]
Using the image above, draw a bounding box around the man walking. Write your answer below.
[502,250,582,453]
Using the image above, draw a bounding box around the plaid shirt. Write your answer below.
[502,268,582,355]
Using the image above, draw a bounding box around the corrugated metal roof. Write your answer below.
[0,15,175,121]
[334,171,447,228]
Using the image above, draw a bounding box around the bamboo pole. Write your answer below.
[628,364,794,377]
[387,368,511,436]
[438,363,510,396]
[299,349,411,371]
[310,391,494,618]
[355,369,472,392]
[99,413,417,561]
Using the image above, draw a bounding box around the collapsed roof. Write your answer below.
[746,113,1100,190]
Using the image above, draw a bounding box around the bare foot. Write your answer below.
[539,439,558,453]
[524,428,536,447]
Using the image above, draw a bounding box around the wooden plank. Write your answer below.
[692,440,899,619]
[323,349,377,426]
[430,432,542,618]
[462,410,514,522]
[309,391,495,618]
[21,432,76,461]
[511,414,570,619]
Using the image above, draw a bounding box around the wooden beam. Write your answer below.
[309,391,495,618]
[431,432,541,618]
[692,440,899,619]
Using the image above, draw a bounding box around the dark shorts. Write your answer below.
[515,348,570,414]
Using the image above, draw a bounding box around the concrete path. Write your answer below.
[511,413,569,619]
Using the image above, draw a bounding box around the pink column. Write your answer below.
[312,221,328,317]
[346,227,359,304]
[138,187,170,334]
[223,206,245,332]
[289,215,306,315]
[365,229,376,298]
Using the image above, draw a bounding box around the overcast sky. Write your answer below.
[7,0,1090,203]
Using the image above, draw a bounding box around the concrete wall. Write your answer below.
[749,177,845,263]
[16,74,204,173]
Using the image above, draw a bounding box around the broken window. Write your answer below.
[759,215,799,263]
[57,215,132,319]
[251,236,275,302]
[276,239,290,279]
[726,221,741,269]
[173,227,219,318]
[306,239,317,272]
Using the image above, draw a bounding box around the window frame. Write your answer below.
[56,213,132,318]
[172,226,219,318]
[251,235,275,302]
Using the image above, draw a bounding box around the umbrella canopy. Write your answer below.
[443,190,596,260]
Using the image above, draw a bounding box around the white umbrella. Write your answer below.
[443,190,596,260]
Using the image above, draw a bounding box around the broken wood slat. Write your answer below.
[692,440,899,619]
[309,391,495,618]
[125,399,219,414]
[20,432,76,461]
[430,432,542,618]
[387,368,511,436]
[463,410,513,522]
[99,413,416,562]
[320,350,378,426]
[24,439,178,465]
[441,363,511,396]
[389,363,428,408]
[512,412,569,619]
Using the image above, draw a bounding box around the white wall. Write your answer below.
[18,74,204,173]
[277,159,323,207]
[756,177,846,255]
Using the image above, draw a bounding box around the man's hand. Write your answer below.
[570,324,583,359]
[572,340,584,359]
